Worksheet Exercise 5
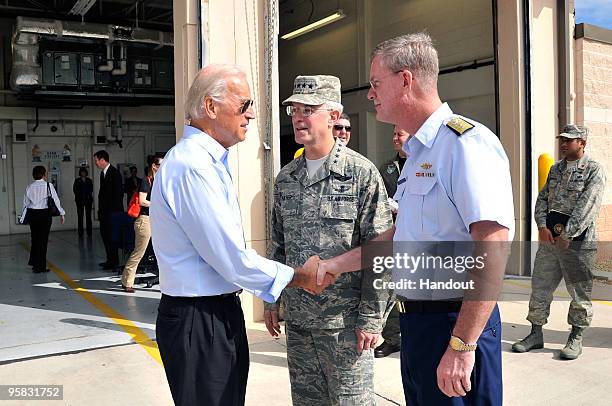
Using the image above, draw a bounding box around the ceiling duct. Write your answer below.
[13,16,173,47]
[10,16,174,104]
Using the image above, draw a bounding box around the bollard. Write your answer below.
[538,153,554,192]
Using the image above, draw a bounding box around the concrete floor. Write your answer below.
[0,230,611,405]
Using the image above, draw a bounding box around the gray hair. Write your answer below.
[371,32,439,91]
[184,64,247,121]
[339,113,350,121]
[324,101,344,115]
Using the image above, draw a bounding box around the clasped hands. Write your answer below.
[538,227,570,250]
[289,255,340,294]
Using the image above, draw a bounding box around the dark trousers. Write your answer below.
[381,305,401,346]
[99,212,118,265]
[76,200,92,235]
[156,293,249,406]
[400,305,502,406]
[28,208,52,272]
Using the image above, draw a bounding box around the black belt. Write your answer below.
[396,300,462,313]
[161,290,242,303]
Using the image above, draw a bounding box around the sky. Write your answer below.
[575,0,612,30]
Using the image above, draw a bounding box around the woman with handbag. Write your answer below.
[121,157,162,292]
[21,165,65,273]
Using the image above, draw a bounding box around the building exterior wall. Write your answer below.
[575,33,612,241]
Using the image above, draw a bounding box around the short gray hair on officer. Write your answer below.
[184,64,247,121]
[371,32,439,92]
[325,101,344,115]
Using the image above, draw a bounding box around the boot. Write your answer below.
[512,324,544,353]
[560,326,584,360]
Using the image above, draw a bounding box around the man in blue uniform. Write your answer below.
[314,32,515,405]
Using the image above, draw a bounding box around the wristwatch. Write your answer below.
[449,335,477,352]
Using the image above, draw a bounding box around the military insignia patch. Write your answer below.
[446,117,474,136]
[553,223,564,235]
[421,162,432,170]
[294,78,317,94]
[386,166,396,174]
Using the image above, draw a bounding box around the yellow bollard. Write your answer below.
[538,154,554,192]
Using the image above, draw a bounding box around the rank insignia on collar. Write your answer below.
[421,162,432,170]
[446,117,474,136]
[387,166,396,174]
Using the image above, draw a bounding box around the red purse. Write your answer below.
[127,177,151,218]
[127,191,140,218]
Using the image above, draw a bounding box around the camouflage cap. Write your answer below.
[558,124,588,140]
[282,75,341,106]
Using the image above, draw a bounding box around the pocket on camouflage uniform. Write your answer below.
[319,196,358,248]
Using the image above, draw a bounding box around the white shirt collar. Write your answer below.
[103,163,110,176]
[404,103,453,153]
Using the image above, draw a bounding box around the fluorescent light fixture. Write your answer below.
[69,0,97,16]
[281,9,346,40]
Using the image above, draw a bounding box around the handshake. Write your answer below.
[288,255,342,294]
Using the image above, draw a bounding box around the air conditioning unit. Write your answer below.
[12,120,28,142]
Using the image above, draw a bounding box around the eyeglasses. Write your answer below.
[333,124,351,131]
[239,99,254,114]
[369,71,403,90]
[286,105,332,117]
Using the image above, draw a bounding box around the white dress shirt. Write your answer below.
[22,179,65,215]
[150,125,294,301]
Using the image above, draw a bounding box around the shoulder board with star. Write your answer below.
[445,117,474,136]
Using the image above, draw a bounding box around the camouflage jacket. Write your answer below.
[535,154,606,241]
[267,139,394,332]
[378,154,406,198]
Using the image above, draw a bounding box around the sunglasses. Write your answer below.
[239,99,254,114]
[333,124,351,131]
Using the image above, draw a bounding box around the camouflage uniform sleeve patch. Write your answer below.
[446,117,475,136]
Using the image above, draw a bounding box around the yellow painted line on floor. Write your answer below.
[20,242,163,365]
[504,279,612,307]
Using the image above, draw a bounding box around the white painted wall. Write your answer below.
[0,110,175,235]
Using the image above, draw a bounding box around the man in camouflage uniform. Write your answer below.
[374,125,410,358]
[513,124,606,359]
[264,75,393,405]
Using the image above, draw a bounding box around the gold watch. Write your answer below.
[449,335,477,352]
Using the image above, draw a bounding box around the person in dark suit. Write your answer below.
[73,167,94,237]
[123,166,142,203]
[94,150,124,269]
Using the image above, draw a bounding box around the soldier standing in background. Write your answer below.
[374,125,410,358]
[264,75,393,405]
[513,124,606,359]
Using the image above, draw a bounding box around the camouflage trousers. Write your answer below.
[381,306,401,347]
[527,243,596,328]
[285,324,375,406]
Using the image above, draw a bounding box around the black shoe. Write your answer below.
[33,268,50,274]
[374,341,400,358]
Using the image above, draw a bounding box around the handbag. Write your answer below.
[127,177,151,218]
[127,191,141,218]
[47,182,61,217]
